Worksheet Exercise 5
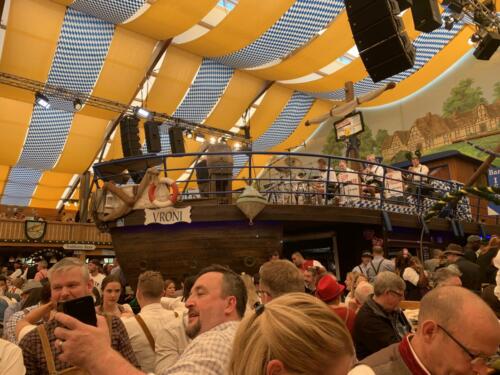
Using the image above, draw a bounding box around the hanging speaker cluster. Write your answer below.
[345,0,416,82]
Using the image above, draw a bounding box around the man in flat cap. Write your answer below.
[444,244,481,293]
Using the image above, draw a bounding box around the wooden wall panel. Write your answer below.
[112,221,283,287]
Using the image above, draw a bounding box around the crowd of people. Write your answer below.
[0,235,498,375]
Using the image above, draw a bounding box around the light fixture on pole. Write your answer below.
[134,106,153,120]
[73,98,83,111]
[35,92,50,109]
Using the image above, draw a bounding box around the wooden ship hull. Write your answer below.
[108,201,497,289]
[91,151,500,288]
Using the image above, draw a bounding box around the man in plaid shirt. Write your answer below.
[52,264,247,375]
[18,257,139,375]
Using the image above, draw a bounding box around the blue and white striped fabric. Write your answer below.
[16,108,75,170]
[70,0,147,24]
[18,8,113,169]
[1,8,114,206]
[155,59,234,154]
[214,0,344,69]
[314,12,465,100]
[233,92,314,175]
[1,168,42,206]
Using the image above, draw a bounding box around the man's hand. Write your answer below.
[54,313,111,368]
[54,313,144,375]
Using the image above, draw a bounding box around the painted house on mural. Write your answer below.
[381,102,500,161]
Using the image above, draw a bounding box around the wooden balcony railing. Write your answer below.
[0,219,112,245]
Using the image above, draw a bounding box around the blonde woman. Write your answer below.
[344,272,368,309]
[240,273,260,311]
[228,293,355,375]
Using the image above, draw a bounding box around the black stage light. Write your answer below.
[473,31,500,60]
[443,16,455,30]
[73,98,83,111]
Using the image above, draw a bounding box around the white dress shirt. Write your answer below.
[122,303,177,373]
[155,314,191,374]
[0,338,26,375]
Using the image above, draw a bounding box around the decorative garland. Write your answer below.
[424,186,500,221]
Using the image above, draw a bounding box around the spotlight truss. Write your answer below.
[0,71,250,145]
[442,0,499,59]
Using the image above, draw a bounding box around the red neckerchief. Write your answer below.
[398,335,428,375]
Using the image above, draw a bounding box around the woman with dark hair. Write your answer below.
[394,250,411,277]
[402,256,430,301]
[96,274,133,318]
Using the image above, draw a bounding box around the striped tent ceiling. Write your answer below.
[0,0,477,209]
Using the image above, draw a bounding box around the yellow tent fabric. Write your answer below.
[179,0,295,57]
[251,12,354,81]
[0,0,480,208]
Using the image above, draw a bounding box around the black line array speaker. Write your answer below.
[345,0,416,82]
[168,127,185,154]
[473,31,500,60]
[396,0,413,11]
[411,0,442,32]
[144,120,162,153]
[120,116,142,157]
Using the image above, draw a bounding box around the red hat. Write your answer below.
[315,275,345,303]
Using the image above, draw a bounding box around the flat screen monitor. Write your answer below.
[333,111,365,141]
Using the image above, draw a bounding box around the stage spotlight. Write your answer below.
[35,92,50,109]
[73,98,83,111]
[134,106,153,120]
[233,142,242,151]
[195,134,205,143]
[443,16,455,30]
[185,130,194,139]
[209,136,217,145]
[472,33,481,42]
[218,137,228,144]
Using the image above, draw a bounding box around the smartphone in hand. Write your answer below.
[58,296,97,327]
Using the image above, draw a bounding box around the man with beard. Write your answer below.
[52,264,247,375]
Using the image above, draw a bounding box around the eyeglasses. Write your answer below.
[437,324,489,364]
[388,290,404,298]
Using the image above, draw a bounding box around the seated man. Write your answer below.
[362,154,384,197]
[406,154,430,196]
[353,272,412,360]
[362,286,500,375]
[313,158,337,204]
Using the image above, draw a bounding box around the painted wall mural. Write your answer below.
[308,51,500,167]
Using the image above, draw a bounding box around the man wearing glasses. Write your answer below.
[353,272,412,360]
[362,286,500,375]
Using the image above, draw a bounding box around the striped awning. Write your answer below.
[0,0,476,208]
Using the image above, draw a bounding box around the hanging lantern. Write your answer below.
[236,185,267,225]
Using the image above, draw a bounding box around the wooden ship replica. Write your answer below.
[89,142,500,287]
